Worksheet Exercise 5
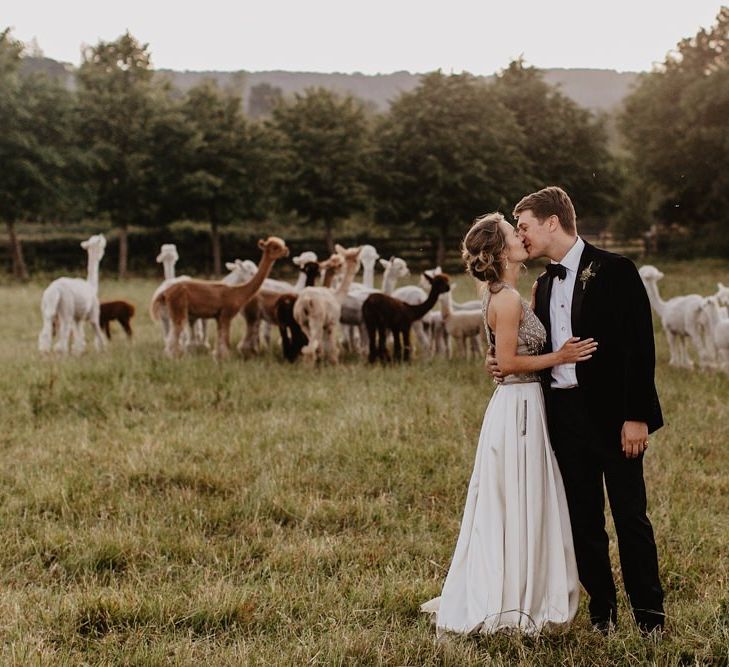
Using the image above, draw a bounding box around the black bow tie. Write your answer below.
[546,263,567,281]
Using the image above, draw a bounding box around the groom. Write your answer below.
[497,186,665,633]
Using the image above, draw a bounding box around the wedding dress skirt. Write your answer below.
[421,382,579,636]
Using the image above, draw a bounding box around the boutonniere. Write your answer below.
[579,261,599,290]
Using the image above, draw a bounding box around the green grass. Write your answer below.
[0,260,728,665]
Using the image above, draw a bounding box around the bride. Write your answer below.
[421,212,597,636]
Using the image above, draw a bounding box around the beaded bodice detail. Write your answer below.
[482,283,547,384]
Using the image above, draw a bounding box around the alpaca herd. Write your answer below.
[35,236,729,374]
[639,266,729,372]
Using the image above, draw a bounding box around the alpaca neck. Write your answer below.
[334,261,359,304]
[362,262,375,289]
[235,253,276,304]
[440,291,453,318]
[162,259,176,281]
[86,253,101,291]
[408,286,441,320]
[322,267,338,288]
[381,267,399,295]
[304,271,318,287]
[707,301,722,326]
[294,272,307,290]
[643,279,666,318]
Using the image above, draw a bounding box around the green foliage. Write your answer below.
[370,71,531,261]
[270,87,371,248]
[492,59,620,224]
[248,82,283,118]
[619,8,729,232]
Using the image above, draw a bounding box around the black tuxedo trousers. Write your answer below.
[546,387,664,630]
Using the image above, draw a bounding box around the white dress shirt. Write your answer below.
[549,237,585,388]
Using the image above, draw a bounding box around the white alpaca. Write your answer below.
[340,255,410,353]
[38,234,107,354]
[294,245,362,365]
[439,287,484,359]
[699,296,729,372]
[638,265,707,368]
[150,244,206,348]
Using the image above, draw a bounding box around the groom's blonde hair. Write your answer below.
[513,186,577,235]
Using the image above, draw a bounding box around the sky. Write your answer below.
[4,1,724,74]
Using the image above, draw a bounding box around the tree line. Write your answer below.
[1,8,728,279]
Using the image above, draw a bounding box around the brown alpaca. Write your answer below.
[239,261,321,356]
[151,237,289,357]
[99,300,135,340]
[275,257,342,362]
[362,273,451,363]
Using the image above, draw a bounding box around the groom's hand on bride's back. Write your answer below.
[485,354,504,383]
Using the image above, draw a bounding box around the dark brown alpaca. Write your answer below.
[100,300,135,340]
[362,273,451,363]
[240,260,322,356]
[275,256,343,363]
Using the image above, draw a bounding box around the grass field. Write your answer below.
[0,260,728,665]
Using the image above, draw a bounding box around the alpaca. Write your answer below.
[239,260,321,356]
[363,273,451,363]
[340,256,411,353]
[224,251,319,350]
[151,244,206,348]
[275,258,342,363]
[100,300,135,340]
[293,245,362,365]
[151,237,289,357]
[639,265,707,368]
[439,288,484,359]
[699,296,729,372]
[391,267,447,353]
[38,234,107,354]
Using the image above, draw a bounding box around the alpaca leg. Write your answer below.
[325,323,339,364]
[71,319,86,355]
[121,317,133,339]
[165,319,184,358]
[38,317,54,353]
[89,303,106,351]
[54,317,72,355]
[238,316,261,356]
[393,328,403,362]
[358,323,369,355]
[366,321,378,364]
[412,320,429,355]
[263,322,272,350]
[102,320,112,340]
[403,327,412,362]
[216,316,232,358]
[378,325,389,362]
[664,330,679,366]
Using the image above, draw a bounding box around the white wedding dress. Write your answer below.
[421,283,579,636]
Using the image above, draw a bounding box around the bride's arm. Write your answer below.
[490,290,596,375]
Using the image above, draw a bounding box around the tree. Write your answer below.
[76,32,162,277]
[173,81,274,275]
[248,82,283,118]
[492,60,619,227]
[370,72,530,265]
[270,88,370,251]
[0,30,76,279]
[619,8,729,238]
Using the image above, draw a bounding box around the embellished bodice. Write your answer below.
[482,283,547,384]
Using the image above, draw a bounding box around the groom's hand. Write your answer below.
[485,353,504,383]
[621,421,649,458]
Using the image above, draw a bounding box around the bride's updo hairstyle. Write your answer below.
[461,212,508,284]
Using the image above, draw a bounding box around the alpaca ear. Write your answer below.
[258,238,266,250]
[379,259,390,269]
[435,266,442,275]
[334,243,345,255]
[424,273,434,284]
[80,240,90,249]
[225,262,236,271]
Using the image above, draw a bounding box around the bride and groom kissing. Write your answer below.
[421,186,665,637]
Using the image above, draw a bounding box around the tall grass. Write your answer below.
[0,260,727,665]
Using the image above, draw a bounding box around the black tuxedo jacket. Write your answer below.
[534,241,663,436]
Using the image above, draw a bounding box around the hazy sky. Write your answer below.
[4,1,724,73]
